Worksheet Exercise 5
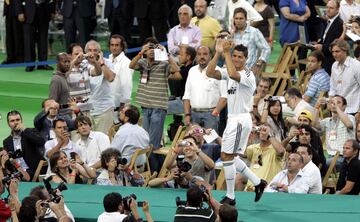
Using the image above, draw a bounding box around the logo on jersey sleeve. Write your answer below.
[228,86,237,95]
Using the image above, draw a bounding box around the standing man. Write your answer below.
[49,53,72,117]
[16,0,54,72]
[183,46,227,131]
[167,4,201,56]
[206,41,267,205]
[108,34,134,123]
[3,110,45,179]
[232,7,271,72]
[129,37,182,173]
[61,0,96,48]
[313,0,344,75]
[85,40,116,135]
[191,0,222,50]
[2,0,23,64]
[104,0,134,45]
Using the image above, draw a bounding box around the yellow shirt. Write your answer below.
[191,15,222,50]
[245,143,285,190]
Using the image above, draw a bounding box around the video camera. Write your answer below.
[176,155,192,173]
[43,176,68,204]
[122,194,144,211]
[117,156,128,166]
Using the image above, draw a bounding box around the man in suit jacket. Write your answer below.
[62,0,96,49]
[3,110,46,179]
[134,0,169,43]
[104,0,134,46]
[15,0,54,72]
[2,0,24,64]
[313,0,343,75]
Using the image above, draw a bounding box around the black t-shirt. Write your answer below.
[174,206,216,222]
[336,157,360,195]
[168,63,194,98]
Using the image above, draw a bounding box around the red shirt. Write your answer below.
[0,199,11,222]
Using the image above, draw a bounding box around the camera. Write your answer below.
[252,126,261,133]
[8,150,23,159]
[122,194,144,211]
[2,171,22,186]
[175,196,187,207]
[176,155,192,173]
[44,176,68,203]
[178,140,190,147]
[148,43,156,49]
[117,157,128,166]
[264,96,282,102]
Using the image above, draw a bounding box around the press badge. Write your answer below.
[329,130,337,141]
[79,79,85,88]
[140,72,148,84]
[253,164,261,169]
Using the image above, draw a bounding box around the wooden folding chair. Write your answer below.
[262,46,293,96]
[32,160,48,182]
[322,151,340,193]
[215,168,226,190]
[128,145,156,187]
[296,70,312,95]
[107,124,121,142]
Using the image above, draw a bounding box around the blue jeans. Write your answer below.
[142,108,167,149]
[191,111,219,132]
[167,98,184,115]
[326,155,344,172]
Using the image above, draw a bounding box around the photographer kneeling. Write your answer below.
[97,148,144,186]
[174,186,216,222]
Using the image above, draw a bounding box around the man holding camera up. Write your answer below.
[129,37,182,173]
[3,110,45,179]
[206,40,267,205]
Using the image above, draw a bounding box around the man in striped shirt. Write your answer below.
[129,37,182,173]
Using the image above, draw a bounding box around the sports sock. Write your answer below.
[223,160,236,199]
[234,157,261,186]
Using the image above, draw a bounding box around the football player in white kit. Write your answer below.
[206,38,267,205]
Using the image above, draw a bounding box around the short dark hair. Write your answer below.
[233,7,247,19]
[67,43,82,54]
[309,50,325,67]
[285,87,302,98]
[30,185,47,200]
[109,34,128,53]
[233,44,248,58]
[186,186,204,207]
[19,196,40,222]
[124,105,140,124]
[258,77,272,87]
[53,118,67,129]
[143,37,159,45]
[185,46,197,62]
[354,46,360,58]
[7,110,22,122]
[219,204,238,222]
[103,192,123,212]
[296,143,313,156]
[347,139,360,151]
[291,152,304,164]
[75,115,92,129]
[41,98,52,108]
[101,148,121,169]
[50,151,67,172]
[334,94,347,106]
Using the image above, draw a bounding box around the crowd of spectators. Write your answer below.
[1,0,360,221]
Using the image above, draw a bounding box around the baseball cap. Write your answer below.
[299,110,313,122]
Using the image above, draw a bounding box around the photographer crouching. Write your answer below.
[98,192,153,222]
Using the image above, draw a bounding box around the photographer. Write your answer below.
[3,110,46,180]
[174,186,216,222]
[165,136,215,184]
[0,169,20,222]
[49,151,95,184]
[206,189,238,222]
[97,148,144,186]
[1,150,30,182]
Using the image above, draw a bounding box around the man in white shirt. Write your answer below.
[85,40,116,135]
[296,144,322,194]
[339,0,360,23]
[45,118,82,161]
[328,39,360,116]
[284,87,316,126]
[98,192,127,222]
[226,0,263,29]
[206,40,267,205]
[108,35,134,124]
[265,153,310,193]
[183,46,227,131]
[111,105,150,167]
[73,115,110,168]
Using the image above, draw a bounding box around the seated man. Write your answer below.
[3,110,45,179]
[73,115,110,168]
[111,105,149,167]
[34,98,75,141]
[44,118,82,163]
[265,153,310,193]
[174,186,216,222]
[336,139,360,195]
[166,135,215,183]
[243,124,285,190]
[296,144,322,194]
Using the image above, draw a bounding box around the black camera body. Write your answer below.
[176,155,192,173]
[122,194,143,211]
[117,157,128,166]
[44,176,68,203]
[2,171,22,186]
[8,149,23,159]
